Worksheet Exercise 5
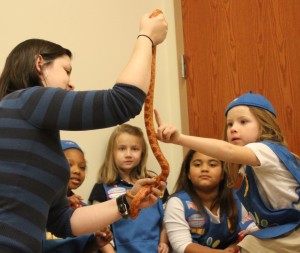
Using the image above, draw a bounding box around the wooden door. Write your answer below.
[180,0,300,155]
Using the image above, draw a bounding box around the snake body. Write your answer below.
[128,9,170,219]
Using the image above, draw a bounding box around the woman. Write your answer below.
[0,11,167,253]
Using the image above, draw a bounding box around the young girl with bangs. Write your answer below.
[164,150,256,253]
[156,92,300,253]
[89,124,169,253]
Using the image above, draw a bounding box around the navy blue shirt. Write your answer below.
[0,84,146,253]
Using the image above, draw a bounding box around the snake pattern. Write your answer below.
[127,9,170,219]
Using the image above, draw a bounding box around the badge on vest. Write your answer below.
[107,186,126,199]
[188,213,206,235]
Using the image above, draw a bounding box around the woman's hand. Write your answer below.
[139,11,168,46]
[129,178,166,209]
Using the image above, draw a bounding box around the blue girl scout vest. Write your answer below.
[176,191,247,249]
[104,183,164,253]
[237,141,300,239]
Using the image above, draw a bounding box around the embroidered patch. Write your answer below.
[188,213,206,228]
[107,186,126,199]
[190,227,205,235]
[206,237,213,246]
[186,200,198,210]
[261,219,269,227]
[206,237,221,248]
[249,212,259,225]
[212,239,221,248]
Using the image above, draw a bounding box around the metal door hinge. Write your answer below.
[181,54,187,79]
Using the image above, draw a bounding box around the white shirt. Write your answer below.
[242,142,300,210]
[164,197,255,253]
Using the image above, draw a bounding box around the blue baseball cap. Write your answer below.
[225,91,276,117]
[61,140,83,152]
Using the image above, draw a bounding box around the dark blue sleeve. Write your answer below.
[88,183,107,204]
[17,83,146,130]
[46,191,74,238]
[42,233,95,253]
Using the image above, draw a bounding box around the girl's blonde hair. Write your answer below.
[224,107,286,145]
[97,124,155,185]
[224,106,288,187]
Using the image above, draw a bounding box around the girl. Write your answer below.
[0,11,167,253]
[44,140,113,253]
[89,124,169,253]
[156,92,300,252]
[164,150,256,253]
[64,140,87,209]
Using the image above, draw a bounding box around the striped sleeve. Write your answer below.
[17,83,146,131]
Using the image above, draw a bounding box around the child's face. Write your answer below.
[64,148,86,190]
[188,152,223,191]
[113,133,143,174]
[226,105,260,146]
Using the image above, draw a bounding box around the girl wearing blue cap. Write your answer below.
[155,92,300,253]
[0,12,167,253]
[61,140,86,209]
[44,140,114,253]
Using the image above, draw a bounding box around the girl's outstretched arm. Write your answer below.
[154,109,259,166]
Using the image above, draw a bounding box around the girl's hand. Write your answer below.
[158,242,169,253]
[94,227,114,248]
[238,227,259,241]
[139,11,168,46]
[68,194,83,209]
[238,230,249,241]
[155,109,180,144]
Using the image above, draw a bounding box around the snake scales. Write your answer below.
[127,9,170,219]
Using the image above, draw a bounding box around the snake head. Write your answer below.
[149,9,163,18]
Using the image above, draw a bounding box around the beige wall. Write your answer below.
[0,0,188,201]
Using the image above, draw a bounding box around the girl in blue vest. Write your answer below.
[164,149,257,253]
[155,92,300,253]
[89,124,170,253]
[43,140,114,253]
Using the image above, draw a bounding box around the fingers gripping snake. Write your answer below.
[127,9,170,219]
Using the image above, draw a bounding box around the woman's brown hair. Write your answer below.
[0,38,72,99]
